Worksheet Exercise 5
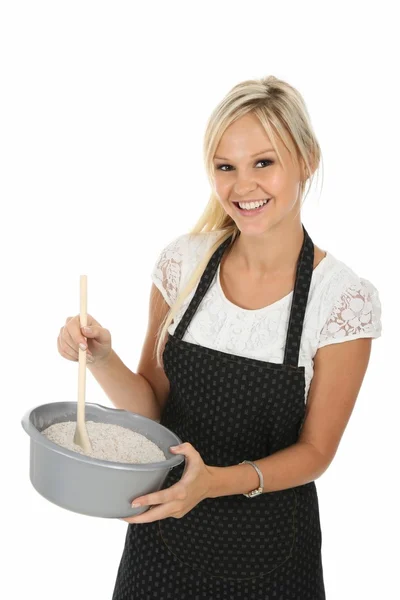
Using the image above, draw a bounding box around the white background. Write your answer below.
[1,1,397,598]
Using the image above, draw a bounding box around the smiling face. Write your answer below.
[213,113,305,236]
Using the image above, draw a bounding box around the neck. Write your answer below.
[230,219,304,277]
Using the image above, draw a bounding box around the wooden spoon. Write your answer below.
[73,274,92,453]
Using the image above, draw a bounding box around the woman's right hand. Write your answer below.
[57,314,112,366]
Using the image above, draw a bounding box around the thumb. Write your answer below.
[81,325,108,342]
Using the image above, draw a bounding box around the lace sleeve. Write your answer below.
[150,234,188,306]
[318,277,382,348]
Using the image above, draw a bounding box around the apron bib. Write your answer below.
[157,225,316,581]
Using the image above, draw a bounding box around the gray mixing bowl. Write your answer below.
[21,401,185,518]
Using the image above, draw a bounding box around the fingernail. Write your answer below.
[131,502,141,508]
[83,326,92,333]
[79,343,87,350]
[170,445,180,450]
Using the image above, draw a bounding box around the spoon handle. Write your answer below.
[76,275,92,452]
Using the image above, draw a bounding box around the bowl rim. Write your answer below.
[21,401,185,472]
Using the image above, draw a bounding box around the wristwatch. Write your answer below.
[239,460,264,497]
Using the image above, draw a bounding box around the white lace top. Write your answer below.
[151,231,382,401]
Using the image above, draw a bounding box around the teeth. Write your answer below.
[238,198,269,210]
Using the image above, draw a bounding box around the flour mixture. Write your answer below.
[41,421,166,464]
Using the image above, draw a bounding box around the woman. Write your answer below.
[58,75,382,599]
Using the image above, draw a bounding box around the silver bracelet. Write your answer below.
[239,460,264,498]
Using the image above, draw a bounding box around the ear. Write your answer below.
[301,155,317,181]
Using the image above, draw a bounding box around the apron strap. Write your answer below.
[283,225,315,368]
[174,234,233,341]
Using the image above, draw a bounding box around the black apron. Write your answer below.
[112,225,326,599]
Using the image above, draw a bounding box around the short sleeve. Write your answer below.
[150,234,188,307]
[318,277,382,349]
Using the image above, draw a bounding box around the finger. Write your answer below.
[64,314,102,348]
[58,330,92,360]
[57,333,78,360]
[79,324,104,339]
[121,505,155,523]
[60,327,86,357]
[62,326,81,353]
[64,320,94,355]
[65,319,88,350]
[64,314,97,350]
[124,505,172,524]
[131,485,185,509]
[82,314,101,328]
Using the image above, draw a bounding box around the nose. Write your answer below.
[233,170,259,196]
[234,182,258,196]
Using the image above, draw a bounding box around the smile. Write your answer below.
[233,198,272,216]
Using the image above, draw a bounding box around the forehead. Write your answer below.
[214,113,284,160]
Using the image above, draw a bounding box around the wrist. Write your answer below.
[87,349,114,370]
[206,463,263,499]
[206,466,219,499]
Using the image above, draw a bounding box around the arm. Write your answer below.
[87,284,171,421]
[207,337,372,498]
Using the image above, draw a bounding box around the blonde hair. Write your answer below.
[155,75,322,366]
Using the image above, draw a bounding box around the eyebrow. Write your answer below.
[214,147,276,160]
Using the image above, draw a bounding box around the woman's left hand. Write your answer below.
[121,442,214,524]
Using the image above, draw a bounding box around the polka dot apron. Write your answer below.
[112,225,326,599]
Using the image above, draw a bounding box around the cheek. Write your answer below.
[214,193,236,219]
[217,196,234,216]
[212,180,225,202]
[263,171,280,190]
[213,175,227,194]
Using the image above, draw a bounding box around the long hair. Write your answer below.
[155,75,322,366]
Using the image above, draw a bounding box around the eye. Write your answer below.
[215,159,274,172]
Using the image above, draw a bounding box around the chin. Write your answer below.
[235,218,272,231]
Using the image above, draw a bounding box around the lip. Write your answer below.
[233,198,272,217]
